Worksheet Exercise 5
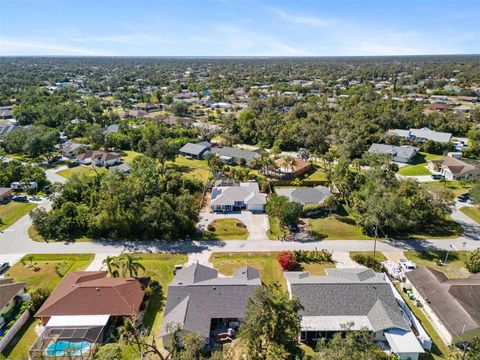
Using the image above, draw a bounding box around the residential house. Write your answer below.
[428,155,480,180]
[0,123,18,136]
[211,146,262,165]
[102,124,120,135]
[267,157,312,179]
[211,180,267,212]
[388,127,452,144]
[405,267,480,345]
[109,163,131,174]
[425,103,450,112]
[76,150,122,167]
[0,106,13,119]
[61,141,89,158]
[179,141,211,159]
[276,186,336,212]
[285,268,424,360]
[160,264,261,348]
[0,279,26,318]
[119,110,148,119]
[31,271,145,360]
[368,144,419,163]
[0,187,13,202]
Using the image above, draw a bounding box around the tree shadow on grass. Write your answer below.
[143,286,165,334]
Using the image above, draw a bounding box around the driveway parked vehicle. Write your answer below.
[12,195,28,202]
[0,262,9,274]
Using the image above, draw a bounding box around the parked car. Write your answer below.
[431,174,444,180]
[67,160,80,168]
[0,262,9,274]
[458,194,471,203]
[399,258,416,272]
[12,195,28,202]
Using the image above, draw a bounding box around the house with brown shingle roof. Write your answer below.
[0,279,26,317]
[405,267,480,345]
[428,156,480,180]
[76,150,122,167]
[35,271,145,325]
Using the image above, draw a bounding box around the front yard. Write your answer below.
[5,254,94,290]
[309,215,373,240]
[404,251,471,278]
[0,201,36,230]
[397,152,443,176]
[209,252,335,289]
[56,165,107,179]
[422,181,470,197]
[460,206,480,223]
[196,218,249,240]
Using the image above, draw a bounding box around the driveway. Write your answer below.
[197,211,269,241]
[396,174,435,182]
[45,166,68,184]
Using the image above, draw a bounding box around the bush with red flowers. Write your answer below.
[278,251,298,271]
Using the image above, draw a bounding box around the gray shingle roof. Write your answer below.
[389,128,452,143]
[211,146,261,162]
[161,264,261,339]
[179,142,211,156]
[368,143,418,161]
[276,185,332,205]
[286,269,409,332]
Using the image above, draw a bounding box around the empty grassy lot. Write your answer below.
[404,251,471,278]
[0,201,36,230]
[196,218,248,240]
[459,206,480,223]
[309,215,373,240]
[397,152,443,176]
[5,253,94,290]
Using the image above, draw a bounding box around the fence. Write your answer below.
[0,309,31,353]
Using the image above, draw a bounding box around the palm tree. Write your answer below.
[102,256,120,277]
[119,253,146,278]
[283,156,297,179]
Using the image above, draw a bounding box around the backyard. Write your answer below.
[404,251,471,278]
[397,152,443,176]
[5,253,94,290]
[0,201,36,230]
[459,206,480,223]
[196,218,249,240]
[166,156,210,183]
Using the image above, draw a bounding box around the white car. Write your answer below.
[399,258,416,272]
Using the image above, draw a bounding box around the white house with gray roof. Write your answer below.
[211,146,261,165]
[368,143,419,163]
[179,141,211,159]
[388,127,452,144]
[285,268,424,360]
[160,264,261,348]
[211,180,266,212]
[275,186,336,211]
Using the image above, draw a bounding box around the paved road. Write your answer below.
[1,198,479,266]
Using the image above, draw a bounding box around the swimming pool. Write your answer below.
[45,340,90,357]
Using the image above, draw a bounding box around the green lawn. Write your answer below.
[209,252,334,289]
[404,251,471,278]
[121,150,143,164]
[1,317,40,360]
[5,254,94,290]
[459,206,480,223]
[166,156,210,183]
[350,251,387,262]
[267,217,284,240]
[57,165,107,179]
[422,181,470,197]
[309,215,373,240]
[304,166,328,181]
[0,201,36,230]
[195,218,248,240]
[397,152,443,176]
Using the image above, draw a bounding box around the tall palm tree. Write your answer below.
[119,253,146,278]
[283,156,297,179]
[102,256,120,278]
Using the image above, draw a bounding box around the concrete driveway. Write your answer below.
[197,211,269,241]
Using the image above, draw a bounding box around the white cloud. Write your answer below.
[0,37,115,56]
[267,7,329,28]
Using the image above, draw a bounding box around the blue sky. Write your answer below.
[0,0,479,56]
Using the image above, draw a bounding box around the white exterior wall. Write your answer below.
[246,204,264,212]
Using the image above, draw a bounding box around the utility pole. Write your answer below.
[443,244,453,264]
[373,223,378,260]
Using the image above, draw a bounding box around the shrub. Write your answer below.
[30,287,51,312]
[207,224,216,232]
[278,251,298,271]
[466,249,480,273]
[94,343,123,360]
[293,249,332,263]
[352,254,383,272]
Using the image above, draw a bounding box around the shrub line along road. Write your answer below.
[1,195,479,267]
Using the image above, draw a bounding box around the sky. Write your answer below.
[0,0,479,57]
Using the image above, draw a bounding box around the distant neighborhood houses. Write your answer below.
[428,155,480,180]
[368,144,419,163]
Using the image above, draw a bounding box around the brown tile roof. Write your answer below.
[0,280,25,310]
[0,187,12,197]
[35,271,145,318]
[432,156,478,175]
[405,267,480,337]
[274,157,312,172]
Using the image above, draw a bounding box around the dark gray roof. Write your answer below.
[286,269,409,332]
[179,142,211,156]
[161,264,261,338]
[211,146,261,162]
[275,185,332,205]
[405,267,480,337]
[0,123,18,136]
[368,144,418,160]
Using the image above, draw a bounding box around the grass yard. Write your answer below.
[397,152,443,176]
[1,317,40,360]
[57,165,107,179]
[121,150,143,164]
[267,217,283,240]
[28,225,93,243]
[196,218,248,240]
[404,251,471,278]
[304,166,328,182]
[309,215,373,240]
[5,254,94,290]
[0,201,36,230]
[166,156,210,183]
[422,181,470,197]
[210,252,334,289]
[460,206,480,223]
[350,251,387,263]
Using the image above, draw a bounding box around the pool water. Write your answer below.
[46,340,90,356]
